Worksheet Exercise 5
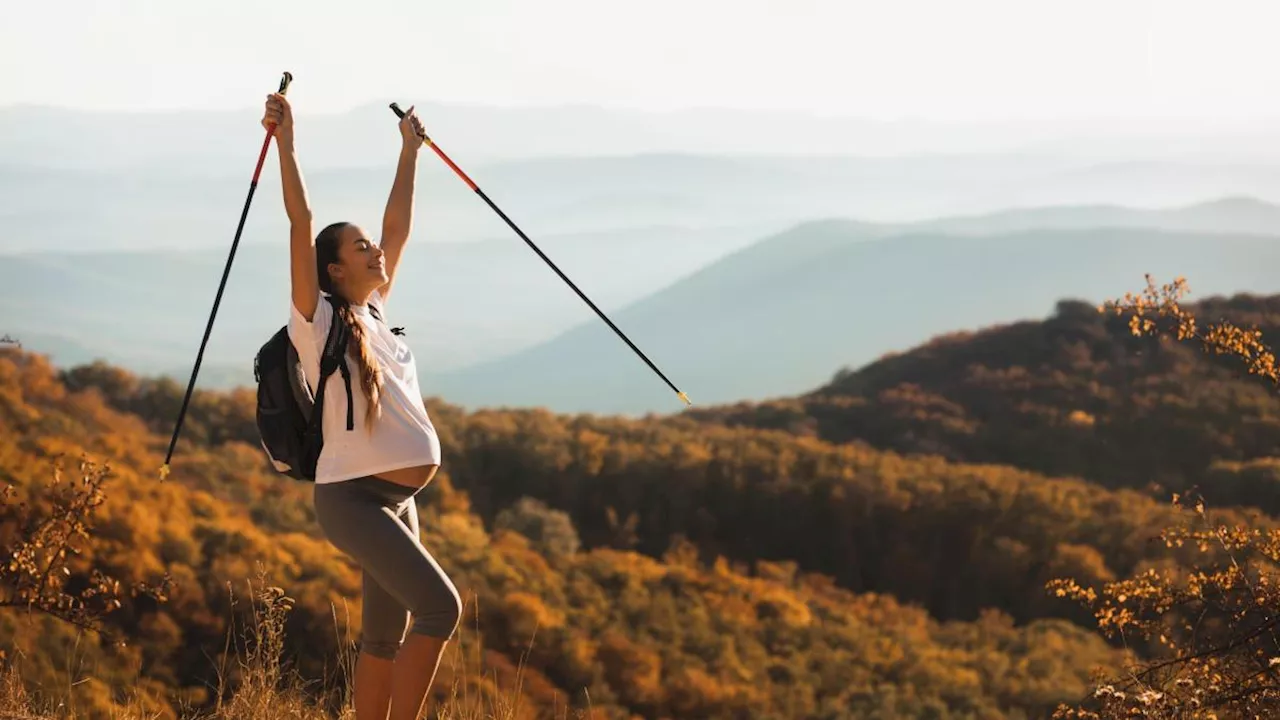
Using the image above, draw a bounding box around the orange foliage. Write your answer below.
[0,319,1200,718]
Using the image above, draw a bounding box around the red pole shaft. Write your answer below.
[385,102,691,407]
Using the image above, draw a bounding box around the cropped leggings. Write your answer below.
[313,475,462,660]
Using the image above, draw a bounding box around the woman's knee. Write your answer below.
[360,636,403,660]
[361,610,409,660]
[410,580,462,639]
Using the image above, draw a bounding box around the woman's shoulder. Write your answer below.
[289,291,338,338]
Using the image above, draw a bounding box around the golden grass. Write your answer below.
[0,570,595,720]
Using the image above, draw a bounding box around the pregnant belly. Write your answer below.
[375,464,439,489]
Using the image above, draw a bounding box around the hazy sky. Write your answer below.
[3,0,1277,124]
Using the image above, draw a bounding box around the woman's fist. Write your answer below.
[262,93,294,141]
[398,105,426,150]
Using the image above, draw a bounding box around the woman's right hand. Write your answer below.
[262,93,294,142]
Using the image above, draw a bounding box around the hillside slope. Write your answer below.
[432,220,1280,415]
[58,341,1279,637]
[1,348,1146,719]
[691,290,1280,512]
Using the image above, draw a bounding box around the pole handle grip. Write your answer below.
[278,71,293,95]
[389,102,432,146]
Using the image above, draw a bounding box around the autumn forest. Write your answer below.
[5,276,1280,719]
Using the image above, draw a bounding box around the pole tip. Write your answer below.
[158,464,171,481]
[677,391,691,407]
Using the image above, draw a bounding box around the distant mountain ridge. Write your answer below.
[7,196,1280,408]
[0,223,767,382]
[10,142,1280,264]
[0,100,1182,173]
[429,198,1280,414]
[0,150,1083,254]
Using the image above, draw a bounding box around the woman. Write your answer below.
[262,91,461,720]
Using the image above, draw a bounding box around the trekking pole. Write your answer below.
[388,102,691,408]
[158,71,294,480]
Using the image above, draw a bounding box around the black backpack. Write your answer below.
[253,294,395,481]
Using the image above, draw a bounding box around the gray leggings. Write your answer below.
[313,475,462,659]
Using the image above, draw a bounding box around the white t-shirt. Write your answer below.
[287,290,441,484]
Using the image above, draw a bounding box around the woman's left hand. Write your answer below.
[398,105,426,150]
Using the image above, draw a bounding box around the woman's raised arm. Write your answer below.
[263,92,318,321]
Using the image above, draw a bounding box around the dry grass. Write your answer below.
[0,568,596,720]
[0,457,597,720]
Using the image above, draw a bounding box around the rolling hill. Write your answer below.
[430,202,1280,415]
[2,347,1157,719]
[12,148,1280,257]
[0,222,765,382]
[10,195,1280,408]
[691,290,1280,513]
[10,285,1280,717]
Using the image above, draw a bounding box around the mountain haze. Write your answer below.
[432,205,1280,414]
[1,151,1094,255]
[0,222,763,382]
[0,100,1194,173]
[10,197,1280,409]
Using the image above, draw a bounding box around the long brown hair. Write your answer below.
[315,221,383,430]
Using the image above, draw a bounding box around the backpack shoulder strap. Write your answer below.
[315,294,355,432]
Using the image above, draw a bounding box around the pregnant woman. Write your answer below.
[262,90,461,720]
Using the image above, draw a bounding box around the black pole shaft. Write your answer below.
[160,72,293,478]
[474,186,687,400]
[161,179,260,470]
[388,102,690,407]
